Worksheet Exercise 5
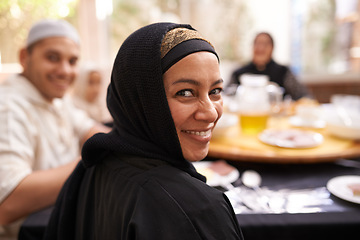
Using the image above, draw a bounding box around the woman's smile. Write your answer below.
[181,128,213,141]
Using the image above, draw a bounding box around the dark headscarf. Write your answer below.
[44,23,221,239]
[82,22,217,181]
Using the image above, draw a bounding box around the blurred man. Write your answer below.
[0,19,110,239]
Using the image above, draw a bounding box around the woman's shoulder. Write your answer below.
[101,155,221,198]
[91,157,241,239]
[146,165,225,203]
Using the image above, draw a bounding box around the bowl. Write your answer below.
[326,122,360,140]
[321,103,360,140]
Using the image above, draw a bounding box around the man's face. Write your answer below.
[20,37,80,102]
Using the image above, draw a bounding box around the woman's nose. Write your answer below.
[194,98,218,122]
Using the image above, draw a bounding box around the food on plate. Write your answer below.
[208,160,236,176]
[193,160,240,187]
[274,130,315,147]
[259,129,323,148]
[348,183,360,196]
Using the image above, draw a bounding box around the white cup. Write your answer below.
[295,105,322,123]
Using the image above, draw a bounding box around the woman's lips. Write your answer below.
[181,129,212,142]
[184,129,211,136]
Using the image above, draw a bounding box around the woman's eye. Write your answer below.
[176,89,193,97]
[210,88,223,95]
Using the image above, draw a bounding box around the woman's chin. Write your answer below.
[184,150,208,162]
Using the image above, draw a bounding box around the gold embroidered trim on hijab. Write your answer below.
[160,28,214,58]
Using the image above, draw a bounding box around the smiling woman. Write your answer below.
[43,22,243,240]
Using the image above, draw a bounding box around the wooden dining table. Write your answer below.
[208,114,360,164]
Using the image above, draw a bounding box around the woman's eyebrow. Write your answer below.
[212,78,224,87]
[172,78,224,86]
[172,79,199,86]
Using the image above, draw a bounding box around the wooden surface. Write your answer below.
[305,81,360,103]
[208,116,360,164]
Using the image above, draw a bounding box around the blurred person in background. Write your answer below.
[334,0,359,72]
[43,22,243,240]
[0,19,110,240]
[226,32,310,101]
[71,63,112,124]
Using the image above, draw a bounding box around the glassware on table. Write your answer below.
[266,82,284,116]
[236,74,270,135]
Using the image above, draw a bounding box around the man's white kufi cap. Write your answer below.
[26,19,80,47]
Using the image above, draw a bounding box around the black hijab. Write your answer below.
[82,22,216,181]
[44,23,223,239]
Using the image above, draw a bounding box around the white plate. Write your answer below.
[327,175,360,204]
[289,116,326,129]
[193,161,240,187]
[258,129,323,149]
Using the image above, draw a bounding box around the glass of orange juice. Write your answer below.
[239,112,269,134]
[236,74,270,135]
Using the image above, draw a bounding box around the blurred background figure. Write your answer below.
[71,63,112,124]
[226,32,310,101]
[334,0,359,72]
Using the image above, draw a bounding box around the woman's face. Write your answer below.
[163,51,223,162]
[253,33,273,68]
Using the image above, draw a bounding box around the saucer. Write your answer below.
[327,175,360,204]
